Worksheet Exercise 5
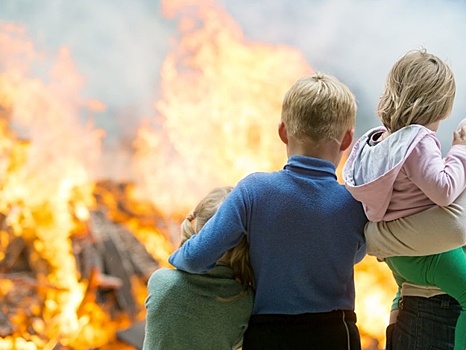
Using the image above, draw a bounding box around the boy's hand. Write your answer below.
[453,119,466,146]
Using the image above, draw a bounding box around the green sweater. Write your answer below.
[143,265,254,350]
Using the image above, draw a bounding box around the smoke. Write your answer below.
[0,0,173,148]
[220,0,466,147]
[0,0,465,164]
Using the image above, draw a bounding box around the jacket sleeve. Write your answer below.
[404,136,466,206]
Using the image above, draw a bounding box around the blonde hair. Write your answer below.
[281,72,357,143]
[180,187,254,290]
[378,48,456,132]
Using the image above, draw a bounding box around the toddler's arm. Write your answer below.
[365,190,466,258]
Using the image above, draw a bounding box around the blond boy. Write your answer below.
[170,73,367,349]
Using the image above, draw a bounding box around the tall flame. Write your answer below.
[0,23,108,349]
[131,0,312,219]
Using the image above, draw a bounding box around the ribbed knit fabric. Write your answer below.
[170,155,367,315]
[143,265,253,350]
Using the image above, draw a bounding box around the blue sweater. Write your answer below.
[169,155,367,315]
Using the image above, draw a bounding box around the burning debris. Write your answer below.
[0,178,174,349]
[0,22,175,349]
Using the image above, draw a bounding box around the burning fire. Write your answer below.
[0,23,101,349]
[0,0,396,349]
[131,0,312,219]
[0,23,172,349]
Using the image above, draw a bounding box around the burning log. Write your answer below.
[0,235,28,273]
[0,309,12,338]
[0,179,172,349]
[83,209,160,318]
[0,271,57,345]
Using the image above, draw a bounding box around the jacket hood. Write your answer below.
[343,125,433,221]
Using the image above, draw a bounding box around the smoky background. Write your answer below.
[0,0,465,180]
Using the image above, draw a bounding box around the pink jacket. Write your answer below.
[343,125,466,222]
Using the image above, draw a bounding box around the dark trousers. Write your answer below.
[386,294,461,350]
[242,310,361,350]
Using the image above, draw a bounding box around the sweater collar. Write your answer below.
[284,155,337,179]
[206,264,236,279]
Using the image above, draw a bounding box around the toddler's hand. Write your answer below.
[453,122,466,146]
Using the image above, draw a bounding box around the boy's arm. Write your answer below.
[365,190,466,258]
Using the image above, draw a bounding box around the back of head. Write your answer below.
[180,187,254,289]
[378,48,456,132]
[281,72,357,143]
[180,186,233,244]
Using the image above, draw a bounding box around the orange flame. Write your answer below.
[131,0,312,220]
[0,23,122,349]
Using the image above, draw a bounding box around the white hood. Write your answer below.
[343,125,432,221]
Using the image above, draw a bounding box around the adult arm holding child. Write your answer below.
[365,181,466,258]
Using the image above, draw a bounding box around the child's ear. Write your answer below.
[278,121,288,144]
[340,129,354,151]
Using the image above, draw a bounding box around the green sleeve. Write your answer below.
[391,287,401,311]
[388,265,404,311]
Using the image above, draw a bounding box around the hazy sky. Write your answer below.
[1,0,465,150]
[220,0,466,144]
